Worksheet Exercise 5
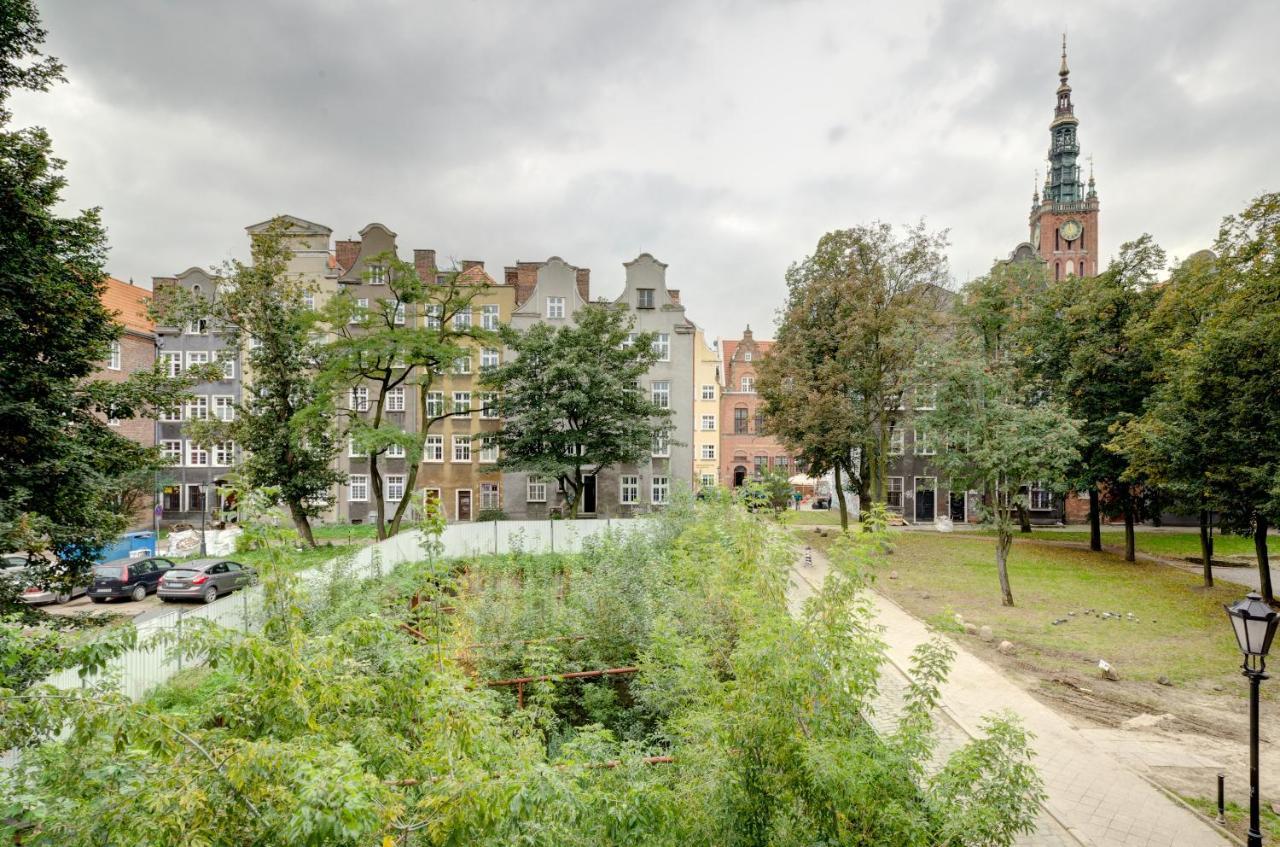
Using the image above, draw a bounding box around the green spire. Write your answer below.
[1045,33,1085,206]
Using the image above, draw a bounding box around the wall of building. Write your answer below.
[691,327,721,491]
[718,328,790,486]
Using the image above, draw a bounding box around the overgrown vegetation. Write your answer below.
[1,501,1044,845]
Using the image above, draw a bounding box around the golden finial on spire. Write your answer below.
[1060,31,1069,77]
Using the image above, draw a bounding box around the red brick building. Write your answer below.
[719,327,791,486]
[97,277,157,529]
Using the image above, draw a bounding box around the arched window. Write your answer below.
[1066,259,1075,277]
[1055,262,1062,281]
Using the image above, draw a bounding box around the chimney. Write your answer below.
[668,288,680,304]
[461,259,484,272]
[414,249,436,282]
[335,239,360,273]
[504,266,518,286]
[575,267,590,301]
[515,261,541,307]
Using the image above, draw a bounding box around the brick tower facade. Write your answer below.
[1029,36,1100,280]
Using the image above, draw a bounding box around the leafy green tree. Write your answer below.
[0,0,201,588]
[315,252,497,538]
[482,304,671,518]
[759,222,949,530]
[1020,236,1164,560]
[178,223,343,548]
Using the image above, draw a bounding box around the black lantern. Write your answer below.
[1225,592,1278,669]
[1225,591,1278,847]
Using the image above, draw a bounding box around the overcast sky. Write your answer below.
[14,0,1279,341]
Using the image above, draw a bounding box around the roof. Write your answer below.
[457,265,499,286]
[101,277,153,335]
[722,337,774,364]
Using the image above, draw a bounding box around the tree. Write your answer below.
[315,252,497,538]
[177,223,343,548]
[0,0,200,589]
[482,304,671,518]
[759,222,949,530]
[1020,236,1165,561]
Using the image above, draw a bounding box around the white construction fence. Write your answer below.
[38,518,649,702]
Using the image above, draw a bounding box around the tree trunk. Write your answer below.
[1123,499,1136,562]
[1088,488,1102,551]
[386,462,419,538]
[287,499,317,548]
[370,453,387,541]
[995,523,1015,607]
[1198,508,1214,588]
[832,462,849,532]
[1017,503,1032,533]
[1254,513,1274,606]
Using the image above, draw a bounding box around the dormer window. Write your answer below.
[744,351,752,362]
[367,264,386,285]
[637,288,655,309]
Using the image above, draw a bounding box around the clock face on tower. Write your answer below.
[1060,219,1082,242]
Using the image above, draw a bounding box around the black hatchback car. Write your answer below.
[89,556,176,603]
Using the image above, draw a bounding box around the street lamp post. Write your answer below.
[199,480,212,558]
[1224,591,1279,847]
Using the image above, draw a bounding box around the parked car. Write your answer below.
[20,575,90,605]
[88,556,176,603]
[158,559,256,604]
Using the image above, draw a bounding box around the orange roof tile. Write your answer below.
[457,265,498,286]
[101,277,153,335]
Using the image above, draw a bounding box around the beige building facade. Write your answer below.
[691,327,721,491]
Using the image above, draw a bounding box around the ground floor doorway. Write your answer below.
[949,491,966,522]
[914,477,936,522]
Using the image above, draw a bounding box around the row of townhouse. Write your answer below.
[146,215,723,525]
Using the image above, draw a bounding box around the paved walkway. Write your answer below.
[787,546,1231,847]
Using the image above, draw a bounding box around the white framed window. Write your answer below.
[700,473,716,488]
[652,432,669,458]
[348,474,368,502]
[652,333,670,361]
[744,351,753,362]
[348,437,362,458]
[701,443,716,460]
[350,386,369,412]
[622,332,637,349]
[212,441,234,467]
[886,477,904,510]
[740,376,755,393]
[218,352,235,380]
[159,405,182,422]
[651,476,669,504]
[161,352,182,377]
[367,264,387,285]
[480,392,499,419]
[480,482,500,510]
[386,475,405,501]
[651,380,670,409]
[546,296,565,319]
[386,387,405,412]
[701,384,715,401]
[425,304,442,330]
[355,298,369,323]
[453,391,472,414]
[186,351,209,370]
[213,395,235,422]
[480,348,500,370]
[479,437,498,463]
[186,441,209,467]
[186,396,208,421]
[302,291,315,310]
[249,336,263,349]
[1029,482,1053,511]
[107,340,122,371]
[913,429,936,456]
[453,435,472,462]
[636,288,655,309]
[888,426,904,456]
[700,414,716,431]
[620,475,639,505]
[453,355,471,375]
[423,435,444,463]
[527,476,547,503]
[186,318,208,335]
[481,304,500,330]
[915,384,937,411]
[425,392,444,418]
[386,443,406,459]
[161,440,182,463]
[394,302,406,325]
[453,309,472,330]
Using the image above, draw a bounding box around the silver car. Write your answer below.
[157,559,256,604]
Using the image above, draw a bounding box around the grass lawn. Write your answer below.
[779,510,856,527]
[1181,795,1280,843]
[975,527,1258,560]
[311,523,380,542]
[803,530,1254,693]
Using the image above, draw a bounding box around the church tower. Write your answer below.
[1029,36,1100,279]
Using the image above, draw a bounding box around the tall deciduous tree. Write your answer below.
[1020,236,1164,561]
[0,1,200,586]
[314,253,496,538]
[758,222,949,530]
[482,304,670,518]
[181,223,343,548]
